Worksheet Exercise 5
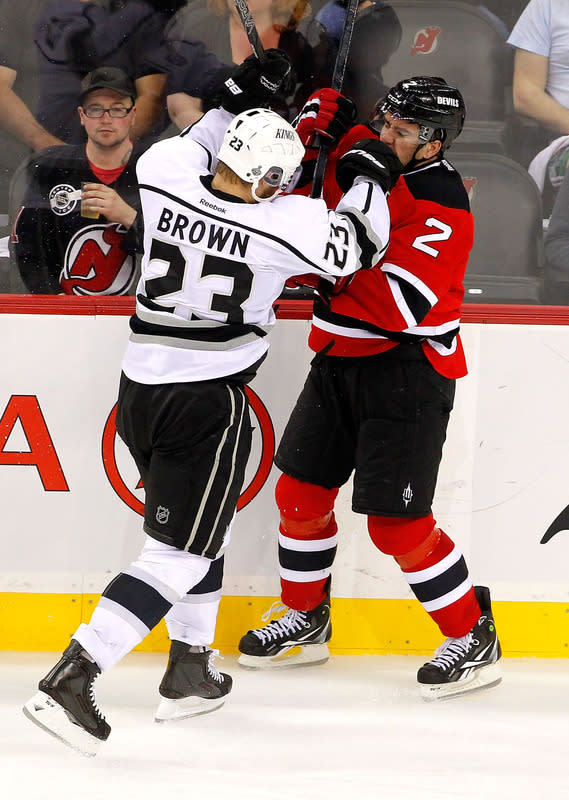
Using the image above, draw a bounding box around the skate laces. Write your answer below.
[88,678,105,721]
[206,649,225,683]
[261,601,288,622]
[429,633,480,671]
[72,648,105,721]
[251,603,309,644]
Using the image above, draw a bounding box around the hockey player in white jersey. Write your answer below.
[22,49,403,756]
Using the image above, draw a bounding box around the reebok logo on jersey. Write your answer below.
[200,198,226,214]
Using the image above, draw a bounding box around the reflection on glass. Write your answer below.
[0,0,559,304]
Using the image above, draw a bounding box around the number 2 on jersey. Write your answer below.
[412,217,452,257]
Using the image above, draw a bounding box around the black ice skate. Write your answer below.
[238,591,331,669]
[22,640,110,757]
[155,643,232,722]
[417,586,502,701]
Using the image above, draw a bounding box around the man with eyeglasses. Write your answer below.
[33,0,174,146]
[10,66,143,296]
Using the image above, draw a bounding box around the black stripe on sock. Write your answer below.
[409,556,469,605]
[103,573,172,630]
[278,544,337,572]
[188,555,224,595]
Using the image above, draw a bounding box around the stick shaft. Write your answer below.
[311,0,360,198]
[232,0,266,63]
[330,0,359,92]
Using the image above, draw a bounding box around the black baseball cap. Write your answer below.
[79,67,136,105]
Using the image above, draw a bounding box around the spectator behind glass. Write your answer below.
[163,0,315,128]
[10,67,144,296]
[544,165,569,304]
[508,0,569,159]
[306,0,402,122]
[33,0,180,145]
[0,0,64,212]
[458,0,527,36]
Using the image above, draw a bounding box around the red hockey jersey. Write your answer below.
[301,124,474,379]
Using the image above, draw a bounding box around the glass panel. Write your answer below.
[0,1,563,306]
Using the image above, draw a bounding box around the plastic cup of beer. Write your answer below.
[81,182,100,219]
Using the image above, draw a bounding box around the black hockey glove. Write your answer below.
[336,139,403,194]
[215,49,292,115]
[294,88,357,148]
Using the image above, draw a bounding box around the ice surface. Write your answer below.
[2,652,567,800]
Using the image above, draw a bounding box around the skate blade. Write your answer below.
[23,691,103,757]
[238,643,330,670]
[420,663,502,702]
[154,695,226,723]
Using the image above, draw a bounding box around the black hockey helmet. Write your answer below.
[373,76,466,149]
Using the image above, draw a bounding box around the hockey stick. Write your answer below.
[232,0,267,64]
[311,0,360,198]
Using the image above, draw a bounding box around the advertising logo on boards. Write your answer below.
[101,386,275,516]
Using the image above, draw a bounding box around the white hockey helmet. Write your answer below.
[217,108,304,202]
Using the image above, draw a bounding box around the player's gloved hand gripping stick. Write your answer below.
[290,0,361,302]
[294,88,357,149]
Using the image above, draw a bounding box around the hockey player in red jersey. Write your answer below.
[239,77,503,700]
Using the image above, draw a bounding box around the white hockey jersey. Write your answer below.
[122,108,391,383]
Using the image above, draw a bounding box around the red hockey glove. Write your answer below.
[285,273,320,291]
[315,274,355,303]
[293,88,357,148]
[285,273,353,304]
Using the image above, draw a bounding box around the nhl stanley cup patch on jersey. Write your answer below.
[49,185,81,215]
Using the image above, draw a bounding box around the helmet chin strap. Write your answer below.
[404,142,431,172]
[404,136,445,172]
[252,181,282,203]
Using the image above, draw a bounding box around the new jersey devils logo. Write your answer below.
[411,26,441,56]
[61,223,136,296]
[462,176,478,201]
